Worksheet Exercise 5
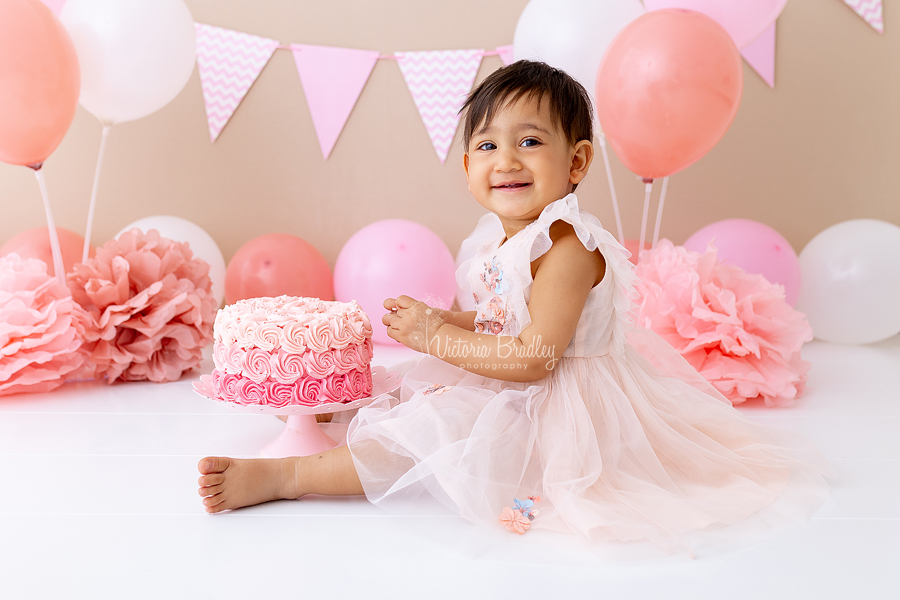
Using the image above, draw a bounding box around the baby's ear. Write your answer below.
[569,140,593,185]
[462,153,470,179]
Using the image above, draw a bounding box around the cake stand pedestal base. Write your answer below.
[260,414,337,458]
[192,366,401,459]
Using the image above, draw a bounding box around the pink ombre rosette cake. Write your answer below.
[207,296,374,408]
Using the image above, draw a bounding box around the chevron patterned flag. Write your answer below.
[843,0,883,33]
[496,45,515,66]
[396,49,483,163]
[195,23,280,142]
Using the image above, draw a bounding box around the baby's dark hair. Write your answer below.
[460,60,594,150]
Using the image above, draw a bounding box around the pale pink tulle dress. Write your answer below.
[346,195,832,552]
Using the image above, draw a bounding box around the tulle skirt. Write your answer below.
[346,337,833,553]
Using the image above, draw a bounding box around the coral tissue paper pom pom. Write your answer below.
[67,229,217,383]
[0,254,89,397]
[635,240,813,407]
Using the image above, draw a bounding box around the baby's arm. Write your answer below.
[384,223,604,382]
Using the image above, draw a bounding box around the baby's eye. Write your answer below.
[521,138,540,147]
[476,141,496,151]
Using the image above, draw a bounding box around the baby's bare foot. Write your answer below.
[197,456,297,514]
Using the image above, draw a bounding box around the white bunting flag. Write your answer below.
[195,23,279,142]
[842,0,883,33]
[396,49,483,163]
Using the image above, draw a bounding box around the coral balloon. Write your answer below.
[684,219,801,306]
[595,9,742,179]
[796,220,900,345]
[623,239,651,265]
[643,0,786,49]
[0,0,80,166]
[60,0,196,125]
[117,216,226,307]
[334,220,457,346]
[0,227,94,277]
[225,234,333,305]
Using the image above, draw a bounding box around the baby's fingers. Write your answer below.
[382,311,398,327]
[383,297,398,311]
[395,295,417,309]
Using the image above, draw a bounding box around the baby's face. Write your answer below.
[463,96,585,226]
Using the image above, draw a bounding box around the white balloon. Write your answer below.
[60,0,196,125]
[796,219,900,345]
[513,0,645,125]
[117,216,226,307]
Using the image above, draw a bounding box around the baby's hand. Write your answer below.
[382,295,447,353]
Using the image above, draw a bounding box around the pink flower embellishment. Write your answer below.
[422,383,452,396]
[422,383,453,396]
[499,507,531,535]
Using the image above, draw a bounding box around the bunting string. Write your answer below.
[196,22,513,161]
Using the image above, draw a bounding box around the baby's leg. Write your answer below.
[197,445,364,513]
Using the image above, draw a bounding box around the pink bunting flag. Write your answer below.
[396,49,483,163]
[195,23,279,142]
[842,0,883,33]
[291,44,380,159]
[496,44,515,66]
[741,23,776,88]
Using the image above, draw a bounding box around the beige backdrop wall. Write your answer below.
[1,0,897,270]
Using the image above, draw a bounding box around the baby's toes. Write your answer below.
[198,456,231,475]
[199,483,224,498]
[204,495,230,514]
[198,473,225,488]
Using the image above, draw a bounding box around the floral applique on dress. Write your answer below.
[474,258,513,334]
[422,383,452,396]
[475,296,507,334]
[480,258,510,295]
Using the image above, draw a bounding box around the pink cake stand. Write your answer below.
[192,366,401,458]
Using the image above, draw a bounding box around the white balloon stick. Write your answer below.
[33,169,66,286]
[83,124,111,263]
[652,176,669,248]
[597,134,625,245]
[639,180,653,261]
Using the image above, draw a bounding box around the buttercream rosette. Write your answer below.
[0,254,90,396]
[67,229,217,383]
[635,240,813,407]
[207,296,375,407]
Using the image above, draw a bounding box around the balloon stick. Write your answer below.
[31,167,66,286]
[652,176,669,248]
[83,124,111,263]
[597,134,625,245]
[639,180,653,262]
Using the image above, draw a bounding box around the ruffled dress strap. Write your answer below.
[455,212,504,292]
[509,194,640,356]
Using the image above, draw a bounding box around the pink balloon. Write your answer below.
[683,219,801,306]
[595,9,742,180]
[643,0,786,49]
[0,0,80,167]
[225,234,333,305]
[334,220,457,346]
[0,227,94,276]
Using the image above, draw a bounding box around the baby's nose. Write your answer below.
[495,149,522,171]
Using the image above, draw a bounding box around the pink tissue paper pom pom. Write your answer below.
[0,254,90,397]
[635,240,813,407]
[67,229,217,384]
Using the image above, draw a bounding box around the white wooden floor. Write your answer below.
[1,339,898,599]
